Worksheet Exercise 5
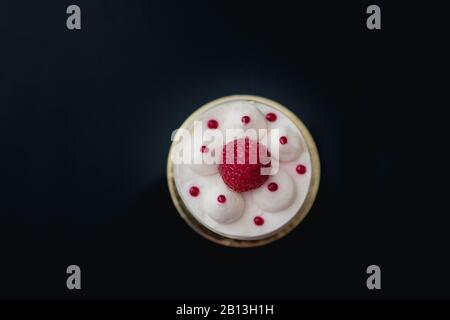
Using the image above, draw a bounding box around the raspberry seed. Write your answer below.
[207,119,218,129]
[279,136,288,145]
[189,186,200,197]
[266,113,277,122]
[241,115,250,124]
[267,182,278,192]
[296,164,306,174]
[254,216,264,226]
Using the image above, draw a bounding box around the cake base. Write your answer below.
[167,95,320,247]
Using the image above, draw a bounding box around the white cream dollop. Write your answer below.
[267,126,303,162]
[221,101,267,142]
[188,135,221,176]
[202,185,245,224]
[172,97,314,240]
[252,169,296,212]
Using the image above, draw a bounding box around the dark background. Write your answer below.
[0,0,447,299]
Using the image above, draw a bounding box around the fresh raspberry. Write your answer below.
[219,138,271,192]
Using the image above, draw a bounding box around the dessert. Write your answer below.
[167,95,320,246]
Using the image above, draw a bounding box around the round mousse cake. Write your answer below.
[167,95,320,247]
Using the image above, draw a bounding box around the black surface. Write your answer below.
[0,1,446,299]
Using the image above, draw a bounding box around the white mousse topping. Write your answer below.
[252,169,296,212]
[172,98,312,240]
[202,185,245,224]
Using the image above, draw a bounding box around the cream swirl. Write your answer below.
[252,169,296,212]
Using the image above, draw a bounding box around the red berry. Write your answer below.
[207,119,218,129]
[241,115,250,124]
[296,164,306,174]
[266,113,277,122]
[200,145,208,153]
[254,216,264,226]
[189,186,200,197]
[267,182,278,192]
[219,138,271,192]
[217,194,226,203]
[279,136,288,145]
